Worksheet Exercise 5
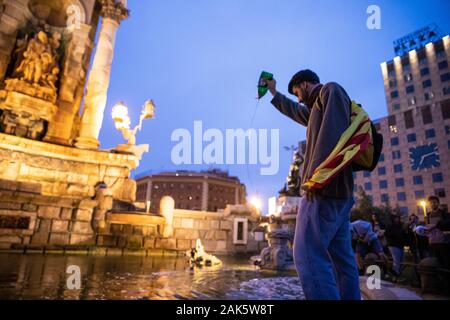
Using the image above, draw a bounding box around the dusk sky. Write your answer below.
[98,0,450,211]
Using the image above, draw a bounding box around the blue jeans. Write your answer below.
[388,246,404,275]
[293,196,361,300]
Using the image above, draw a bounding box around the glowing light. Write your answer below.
[250,196,262,211]
[419,200,427,219]
[112,101,130,130]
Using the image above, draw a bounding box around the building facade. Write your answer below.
[136,169,247,213]
[354,32,450,218]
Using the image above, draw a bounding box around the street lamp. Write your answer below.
[420,200,427,220]
[111,100,155,158]
[250,196,262,212]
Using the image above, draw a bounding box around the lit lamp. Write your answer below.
[250,196,262,213]
[420,200,427,220]
[111,100,155,159]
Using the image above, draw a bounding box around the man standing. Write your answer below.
[265,70,360,300]
[426,196,450,269]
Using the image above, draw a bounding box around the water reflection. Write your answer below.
[0,253,303,300]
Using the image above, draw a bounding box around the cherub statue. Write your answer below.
[13,30,60,92]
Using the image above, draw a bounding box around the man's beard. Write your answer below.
[299,87,309,104]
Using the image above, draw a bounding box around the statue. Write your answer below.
[187,239,222,267]
[279,147,304,196]
[14,31,60,92]
[5,30,61,103]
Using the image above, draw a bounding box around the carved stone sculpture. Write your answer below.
[7,30,61,102]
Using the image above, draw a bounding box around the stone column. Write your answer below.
[201,180,208,211]
[75,0,128,149]
[0,0,30,82]
[160,196,174,238]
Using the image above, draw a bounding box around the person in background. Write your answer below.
[425,196,450,269]
[385,215,407,277]
[371,212,387,254]
[351,220,388,273]
[408,214,430,261]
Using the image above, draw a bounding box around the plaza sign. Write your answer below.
[393,24,441,56]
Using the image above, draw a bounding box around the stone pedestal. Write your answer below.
[0,132,141,250]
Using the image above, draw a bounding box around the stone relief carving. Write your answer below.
[7,30,61,102]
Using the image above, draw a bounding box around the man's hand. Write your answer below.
[265,78,277,96]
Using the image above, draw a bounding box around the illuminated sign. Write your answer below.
[393,24,441,56]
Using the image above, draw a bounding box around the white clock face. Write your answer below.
[409,143,440,171]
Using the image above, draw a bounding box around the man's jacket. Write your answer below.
[271,82,354,198]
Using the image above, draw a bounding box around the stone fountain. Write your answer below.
[254,143,303,271]
[255,196,300,270]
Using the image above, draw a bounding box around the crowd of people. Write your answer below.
[350,196,450,279]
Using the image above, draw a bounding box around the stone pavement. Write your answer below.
[360,277,450,300]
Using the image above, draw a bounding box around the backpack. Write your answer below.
[351,104,383,172]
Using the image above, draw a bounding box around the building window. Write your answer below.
[395,178,405,187]
[424,92,435,101]
[438,60,448,70]
[419,57,428,66]
[404,110,414,129]
[407,133,416,142]
[407,97,417,106]
[413,176,423,185]
[420,67,429,76]
[379,180,388,189]
[397,192,407,201]
[435,188,446,198]
[388,115,396,126]
[447,125,450,135]
[444,87,450,95]
[432,173,443,183]
[422,105,433,124]
[379,153,385,162]
[364,182,372,191]
[442,100,450,119]
[394,164,403,173]
[381,194,389,203]
[233,218,248,244]
[436,49,446,60]
[392,150,401,159]
[378,167,386,175]
[425,128,436,139]
[448,140,450,150]
[406,85,415,94]
[391,90,399,99]
[389,79,397,88]
[363,171,371,178]
[391,137,399,146]
[422,79,432,88]
[415,190,425,199]
[404,73,412,82]
[392,103,401,111]
[441,73,450,83]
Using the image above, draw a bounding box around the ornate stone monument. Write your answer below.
[0,0,148,251]
[256,143,303,270]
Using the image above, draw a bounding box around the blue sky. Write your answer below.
[98,0,450,211]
